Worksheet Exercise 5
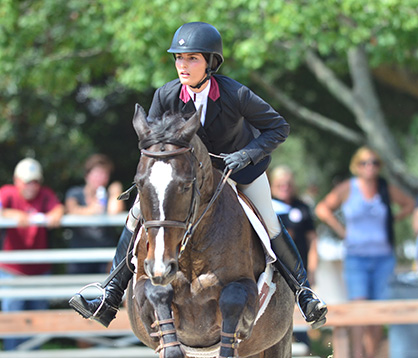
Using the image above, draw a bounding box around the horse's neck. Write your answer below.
[192,136,214,202]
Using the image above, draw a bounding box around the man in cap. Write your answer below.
[0,158,64,350]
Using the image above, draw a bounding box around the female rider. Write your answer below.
[70,22,327,329]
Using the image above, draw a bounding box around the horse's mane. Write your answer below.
[139,111,194,149]
[137,109,212,189]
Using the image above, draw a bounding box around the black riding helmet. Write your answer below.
[168,22,224,89]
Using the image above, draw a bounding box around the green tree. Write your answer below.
[1,0,417,196]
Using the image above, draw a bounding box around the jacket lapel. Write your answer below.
[180,100,196,115]
[203,99,220,129]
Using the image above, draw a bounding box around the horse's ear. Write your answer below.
[181,105,202,142]
[132,103,151,140]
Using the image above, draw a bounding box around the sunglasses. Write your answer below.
[358,159,380,167]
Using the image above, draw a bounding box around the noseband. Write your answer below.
[140,145,201,235]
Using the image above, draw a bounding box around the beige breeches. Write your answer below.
[237,172,281,238]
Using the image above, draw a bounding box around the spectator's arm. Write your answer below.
[107,181,125,215]
[413,208,418,236]
[389,185,415,221]
[1,208,30,227]
[306,229,318,286]
[45,204,64,228]
[315,180,349,239]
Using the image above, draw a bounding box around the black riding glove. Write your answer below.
[222,150,252,173]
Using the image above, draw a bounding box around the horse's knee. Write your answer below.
[220,280,258,333]
[220,280,258,317]
[145,280,174,307]
[220,283,248,316]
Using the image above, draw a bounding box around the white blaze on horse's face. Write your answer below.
[149,161,173,275]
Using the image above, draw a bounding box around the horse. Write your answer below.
[126,104,294,358]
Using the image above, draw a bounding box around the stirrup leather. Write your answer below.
[295,286,327,321]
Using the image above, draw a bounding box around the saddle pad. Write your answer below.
[255,263,276,324]
[228,182,277,264]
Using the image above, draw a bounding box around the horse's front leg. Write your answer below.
[145,280,185,358]
[219,279,259,358]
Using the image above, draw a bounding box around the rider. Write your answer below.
[69,22,327,329]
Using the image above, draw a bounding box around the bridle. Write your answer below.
[140,144,201,230]
[139,143,231,257]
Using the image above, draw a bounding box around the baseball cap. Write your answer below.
[14,158,43,183]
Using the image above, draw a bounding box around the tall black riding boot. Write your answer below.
[69,226,135,327]
[270,221,328,329]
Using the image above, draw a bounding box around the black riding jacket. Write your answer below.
[148,75,290,184]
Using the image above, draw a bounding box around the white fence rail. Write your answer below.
[0,212,128,228]
[0,248,115,264]
[0,213,127,300]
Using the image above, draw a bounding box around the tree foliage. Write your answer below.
[1,0,417,200]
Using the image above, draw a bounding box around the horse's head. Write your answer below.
[133,104,206,286]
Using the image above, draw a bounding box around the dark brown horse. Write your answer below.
[127,104,294,358]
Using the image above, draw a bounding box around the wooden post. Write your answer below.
[332,327,350,358]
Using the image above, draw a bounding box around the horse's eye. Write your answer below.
[179,182,193,193]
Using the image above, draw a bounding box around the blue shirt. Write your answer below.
[341,178,392,256]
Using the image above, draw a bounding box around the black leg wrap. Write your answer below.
[69,225,135,327]
[270,218,327,328]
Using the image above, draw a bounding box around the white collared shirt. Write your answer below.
[186,80,211,126]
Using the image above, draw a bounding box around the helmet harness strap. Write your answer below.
[190,53,214,90]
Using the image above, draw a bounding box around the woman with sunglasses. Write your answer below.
[315,146,414,358]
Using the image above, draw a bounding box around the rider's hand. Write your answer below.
[222,150,252,173]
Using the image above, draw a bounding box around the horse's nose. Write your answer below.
[144,258,178,286]
[166,259,178,277]
[144,259,152,277]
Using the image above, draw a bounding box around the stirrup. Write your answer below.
[295,286,327,321]
[75,282,106,318]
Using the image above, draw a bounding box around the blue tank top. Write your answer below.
[341,178,392,256]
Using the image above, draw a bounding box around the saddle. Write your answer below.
[228,181,277,264]
[230,184,277,325]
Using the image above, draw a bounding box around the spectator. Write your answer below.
[65,154,125,275]
[270,165,318,349]
[413,196,418,238]
[413,196,418,267]
[315,146,415,358]
[0,158,64,350]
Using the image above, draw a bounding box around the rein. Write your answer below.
[178,167,231,257]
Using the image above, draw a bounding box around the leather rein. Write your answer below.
[140,145,231,257]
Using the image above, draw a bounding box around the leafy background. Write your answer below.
[1,0,417,248]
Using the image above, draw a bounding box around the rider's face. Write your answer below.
[175,53,207,91]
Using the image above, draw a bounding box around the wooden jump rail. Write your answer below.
[294,299,418,358]
[1,300,418,358]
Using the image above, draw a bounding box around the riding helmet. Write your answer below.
[167,22,224,73]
